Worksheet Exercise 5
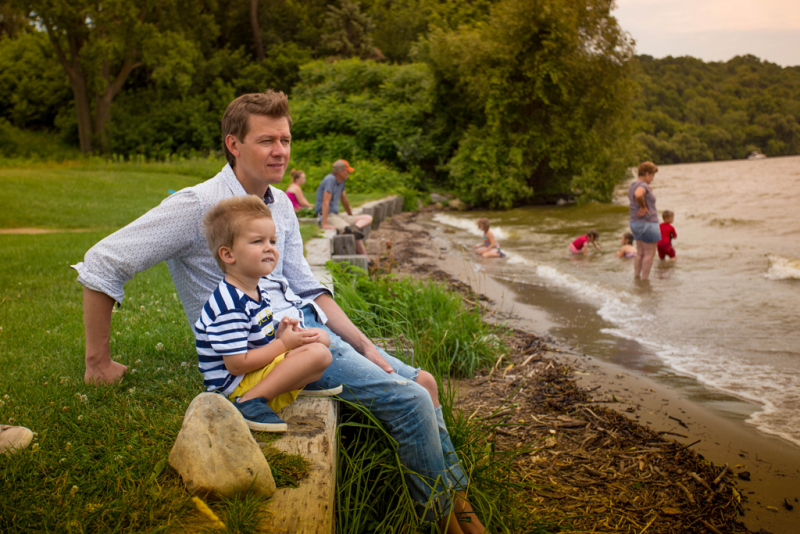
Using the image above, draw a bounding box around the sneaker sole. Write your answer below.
[245,420,288,432]
[298,385,343,397]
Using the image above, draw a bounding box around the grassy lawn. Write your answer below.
[0,160,541,533]
[0,160,357,532]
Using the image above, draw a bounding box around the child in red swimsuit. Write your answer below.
[569,230,600,255]
[657,210,677,260]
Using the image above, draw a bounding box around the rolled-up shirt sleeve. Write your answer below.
[72,190,204,304]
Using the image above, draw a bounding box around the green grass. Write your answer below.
[328,264,559,533]
[0,160,533,532]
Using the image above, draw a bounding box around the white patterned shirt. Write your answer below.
[72,164,330,330]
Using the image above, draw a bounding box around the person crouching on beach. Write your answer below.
[473,218,505,258]
[658,210,677,261]
[195,195,336,432]
[616,233,636,258]
[569,230,600,255]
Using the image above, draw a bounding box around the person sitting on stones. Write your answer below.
[74,91,485,533]
[314,160,372,255]
[195,195,338,432]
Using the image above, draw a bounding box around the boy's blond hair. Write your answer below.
[203,195,273,271]
[476,218,490,232]
[662,210,674,221]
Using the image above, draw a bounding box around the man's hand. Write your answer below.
[361,344,394,373]
[322,224,336,230]
[85,359,127,385]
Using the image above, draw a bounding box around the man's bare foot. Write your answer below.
[85,359,127,384]
[454,492,486,534]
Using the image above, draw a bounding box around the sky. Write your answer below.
[614,0,800,67]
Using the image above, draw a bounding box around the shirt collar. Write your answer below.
[220,163,275,205]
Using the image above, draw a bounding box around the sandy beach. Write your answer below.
[366,208,800,534]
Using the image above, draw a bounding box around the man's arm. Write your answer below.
[340,191,353,216]
[83,287,128,383]
[314,293,394,373]
[321,191,335,229]
[78,190,204,384]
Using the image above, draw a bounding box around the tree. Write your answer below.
[16,0,205,153]
[422,0,636,207]
[321,0,376,59]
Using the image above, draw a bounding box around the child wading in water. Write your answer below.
[473,218,505,258]
[658,210,677,261]
[194,196,339,432]
[569,230,600,255]
[616,233,636,258]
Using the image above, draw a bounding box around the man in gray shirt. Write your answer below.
[75,92,485,533]
[314,160,372,255]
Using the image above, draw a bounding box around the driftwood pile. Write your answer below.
[457,331,750,534]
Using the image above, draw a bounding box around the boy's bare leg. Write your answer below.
[239,343,331,402]
[440,513,464,534]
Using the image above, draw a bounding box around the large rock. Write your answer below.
[169,393,276,500]
[449,198,468,211]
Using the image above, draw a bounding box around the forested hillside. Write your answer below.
[1,0,798,207]
[633,55,800,163]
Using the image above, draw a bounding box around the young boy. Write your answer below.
[195,195,337,432]
[658,210,677,261]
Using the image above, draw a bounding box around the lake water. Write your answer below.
[433,156,800,447]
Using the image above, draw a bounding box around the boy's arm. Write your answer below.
[672,227,677,239]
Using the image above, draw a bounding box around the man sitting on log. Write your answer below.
[74,91,485,534]
[314,159,372,255]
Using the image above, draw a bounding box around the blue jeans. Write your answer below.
[300,305,467,521]
[630,221,661,244]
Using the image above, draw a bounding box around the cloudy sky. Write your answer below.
[614,0,800,66]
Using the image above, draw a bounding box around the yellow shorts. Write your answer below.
[227,352,300,413]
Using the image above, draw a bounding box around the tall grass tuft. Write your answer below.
[328,263,558,533]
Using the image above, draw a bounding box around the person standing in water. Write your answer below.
[658,210,677,261]
[628,161,660,280]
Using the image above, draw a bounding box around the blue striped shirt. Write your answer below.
[194,279,281,395]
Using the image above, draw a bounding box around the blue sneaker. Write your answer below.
[233,397,288,432]
[298,381,343,397]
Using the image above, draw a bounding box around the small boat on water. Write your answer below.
[747,151,767,160]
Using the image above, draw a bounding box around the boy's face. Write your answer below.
[226,217,279,279]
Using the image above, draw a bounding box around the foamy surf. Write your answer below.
[433,213,509,240]
[765,255,800,281]
[434,212,800,448]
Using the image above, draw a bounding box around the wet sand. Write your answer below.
[369,210,800,533]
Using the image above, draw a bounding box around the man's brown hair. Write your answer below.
[638,161,658,176]
[221,91,293,166]
[203,195,273,271]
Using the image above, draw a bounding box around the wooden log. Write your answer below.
[395,196,404,213]
[381,199,395,218]
[265,397,338,534]
[331,234,356,256]
[331,255,369,271]
[360,223,370,241]
[371,203,385,230]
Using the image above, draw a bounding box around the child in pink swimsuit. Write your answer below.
[285,169,313,212]
[569,230,600,255]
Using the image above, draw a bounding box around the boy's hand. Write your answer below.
[278,323,321,351]
[276,317,299,338]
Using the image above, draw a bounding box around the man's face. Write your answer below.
[334,169,350,182]
[227,115,291,187]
